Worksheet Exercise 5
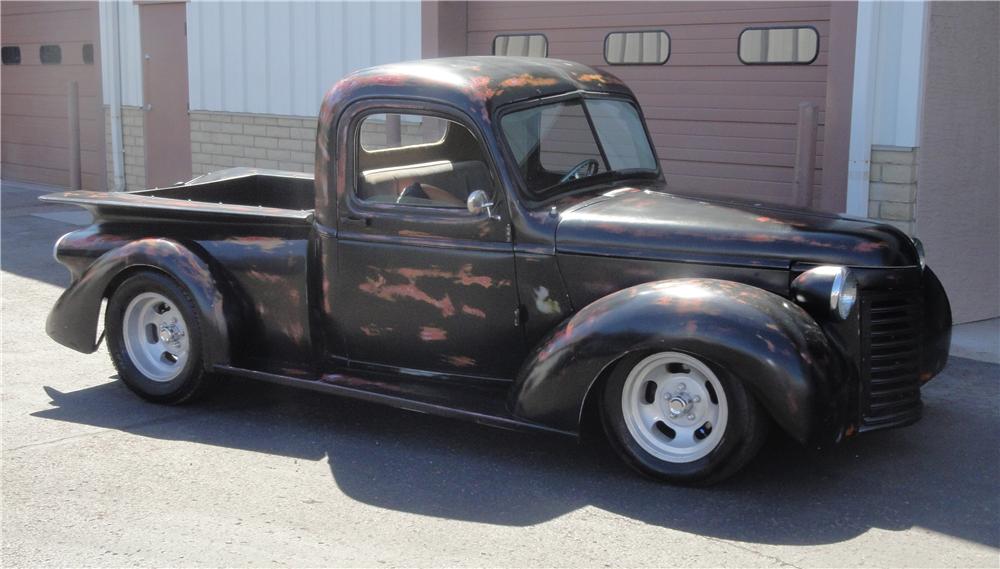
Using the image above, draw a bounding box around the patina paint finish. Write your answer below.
[314,56,630,225]
[555,187,918,268]
[42,57,951,450]
[510,278,846,444]
[47,237,232,369]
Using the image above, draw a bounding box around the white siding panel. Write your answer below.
[346,1,375,72]
[871,1,926,147]
[318,1,348,91]
[187,0,203,109]
[187,0,421,117]
[292,2,320,115]
[196,1,223,110]
[243,2,268,113]
[221,1,245,112]
[266,2,293,116]
[99,0,143,106]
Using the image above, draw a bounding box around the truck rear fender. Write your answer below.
[510,279,846,445]
[47,238,232,369]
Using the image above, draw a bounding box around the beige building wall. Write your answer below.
[867,146,918,235]
[916,1,999,323]
[190,111,315,176]
[103,105,146,190]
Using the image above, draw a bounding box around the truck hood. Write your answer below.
[555,186,919,268]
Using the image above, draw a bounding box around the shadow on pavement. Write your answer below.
[33,356,999,548]
[2,184,80,289]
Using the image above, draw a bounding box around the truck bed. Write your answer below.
[40,168,314,223]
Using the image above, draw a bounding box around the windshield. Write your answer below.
[500,98,658,198]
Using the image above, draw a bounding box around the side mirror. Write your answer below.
[467,190,499,220]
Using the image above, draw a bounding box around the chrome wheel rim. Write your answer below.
[122,292,189,382]
[621,352,729,463]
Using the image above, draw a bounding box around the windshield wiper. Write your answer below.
[538,168,658,196]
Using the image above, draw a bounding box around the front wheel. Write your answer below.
[602,351,768,485]
[105,271,212,404]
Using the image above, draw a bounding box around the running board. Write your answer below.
[212,364,574,438]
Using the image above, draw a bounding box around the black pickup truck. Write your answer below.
[43,57,951,484]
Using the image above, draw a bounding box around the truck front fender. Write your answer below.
[47,238,231,369]
[511,279,847,445]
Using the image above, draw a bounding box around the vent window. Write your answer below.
[605,31,670,65]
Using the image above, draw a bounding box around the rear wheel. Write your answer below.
[602,351,767,485]
[106,271,211,404]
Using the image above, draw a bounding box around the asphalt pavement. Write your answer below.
[2,181,998,567]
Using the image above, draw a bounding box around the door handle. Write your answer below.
[343,214,372,228]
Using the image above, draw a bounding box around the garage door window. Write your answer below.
[493,34,547,58]
[1,46,20,65]
[40,45,61,64]
[605,31,670,65]
[739,27,819,65]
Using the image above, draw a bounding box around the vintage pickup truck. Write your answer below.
[43,57,951,484]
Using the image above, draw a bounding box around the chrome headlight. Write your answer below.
[829,266,858,320]
[791,265,858,321]
[911,237,926,269]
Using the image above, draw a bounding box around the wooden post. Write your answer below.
[68,81,82,190]
[386,113,402,147]
[793,102,818,208]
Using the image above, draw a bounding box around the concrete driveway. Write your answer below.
[2,182,998,567]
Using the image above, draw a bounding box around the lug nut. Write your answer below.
[678,383,686,391]
[687,414,695,420]
[694,396,701,403]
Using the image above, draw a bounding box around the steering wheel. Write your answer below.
[558,158,599,184]
[396,182,465,207]
[397,182,430,203]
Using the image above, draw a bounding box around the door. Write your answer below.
[465,1,850,211]
[139,1,191,187]
[0,1,105,189]
[334,103,523,380]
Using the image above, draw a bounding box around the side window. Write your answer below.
[356,113,495,209]
[493,34,547,57]
[739,27,819,65]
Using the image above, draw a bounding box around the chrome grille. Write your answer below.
[859,291,923,430]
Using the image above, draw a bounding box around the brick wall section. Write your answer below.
[190,111,317,176]
[868,146,917,235]
[103,105,147,191]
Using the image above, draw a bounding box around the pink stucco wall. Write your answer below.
[916,1,999,323]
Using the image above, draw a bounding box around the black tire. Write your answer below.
[601,351,768,486]
[105,270,212,404]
